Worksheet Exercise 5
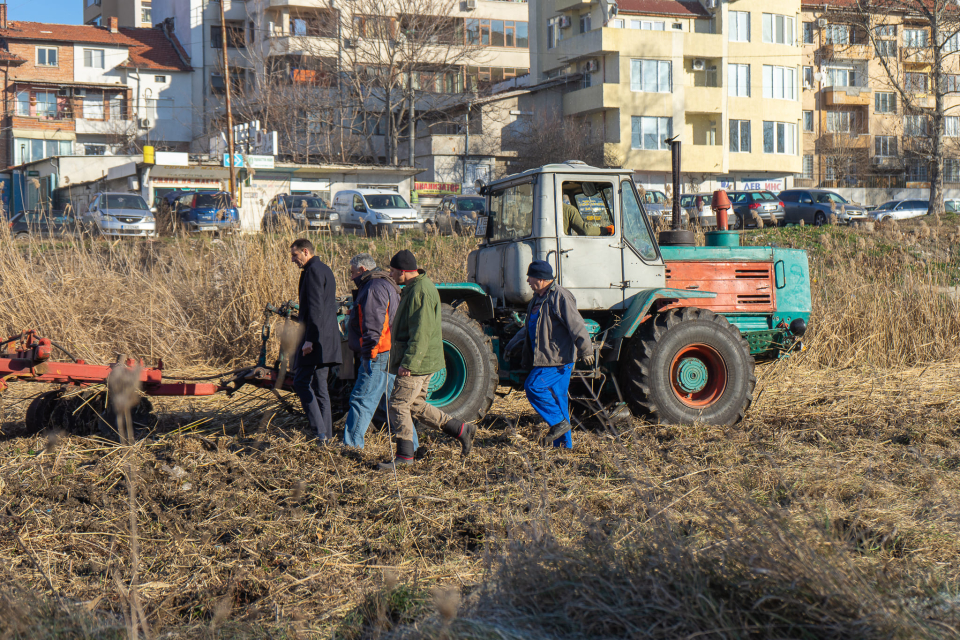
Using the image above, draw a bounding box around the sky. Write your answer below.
[7,0,83,25]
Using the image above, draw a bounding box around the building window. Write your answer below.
[803,110,814,131]
[824,24,851,45]
[762,13,795,45]
[876,40,897,57]
[905,72,928,92]
[84,144,106,156]
[729,120,750,152]
[35,91,57,118]
[875,92,896,113]
[907,159,928,182]
[83,49,105,69]
[15,90,29,116]
[905,114,928,137]
[728,63,749,97]
[631,20,664,30]
[762,65,797,100]
[630,59,671,93]
[36,47,58,66]
[107,93,123,120]
[729,11,749,42]
[803,65,814,88]
[84,94,105,119]
[14,138,72,165]
[802,22,814,44]
[826,110,857,133]
[875,135,896,156]
[579,13,591,34]
[903,28,928,47]
[945,34,960,53]
[141,6,152,24]
[875,25,896,37]
[802,155,814,179]
[212,23,245,48]
[945,159,960,182]
[466,20,528,48]
[762,121,797,154]
[610,19,624,28]
[547,17,561,49]
[945,75,960,93]
[826,67,856,87]
[631,116,671,150]
[155,75,167,83]
[947,116,960,137]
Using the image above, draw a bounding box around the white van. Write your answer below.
[332,189,423,236]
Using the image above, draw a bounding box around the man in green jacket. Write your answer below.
[378,250,476,470]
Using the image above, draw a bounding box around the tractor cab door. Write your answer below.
[619,178,666,305]
[555,175,625,310]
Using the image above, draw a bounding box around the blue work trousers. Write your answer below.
[524,363,574,449]
[343,352,418,450]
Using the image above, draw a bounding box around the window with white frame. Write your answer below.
[36,47,58,66]
[824,24,851,44]
[610,19,624,28]
[83,49,104,69]
[107,94,122,120]
[84,95,105,120]
[875,92,896,113]
[762,121,796,154]
[15,90,29,116]
[803,65,814,88]
[579,13,591,34]
[154,75,167,83]
[14,138,72,165]
[728,63,749,96]
[802,155,814,179]
[631,19,664,30]
[547,17,561,49]
[142,6,152,24]
[630,59,671,93]
[905,72,928,92]
[631,116,671,150]
[905,114,928,136]
[802,22,814,44]
[945,34,960,53]
[762,65,797,100]
[903,28,928,47]
[762,13,795,45]
[826,110,857,133]
[803,110,814,131]
[729,120,750,152]
[35,91,57,118]
[84,144,106,156]
[875,135,896,156]
[875,25,896,37]
[729,11,749,42]
[826,67,856,87]
[945,158,960,182]
[876,40,897,57]
[947,116,960,137]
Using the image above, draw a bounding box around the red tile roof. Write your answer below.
[0,21,141,46]
[118,27,192,72]
[617,0,711,18]
[0,49,26,66]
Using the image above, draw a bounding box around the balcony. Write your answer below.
[75,118,133,135]
[268,34,339,57]
[556,0,593,11]
[684,86,722,113]
[902,46,932,65]
[822,86,871,106]
[682,32,723,59]
[685,145,723,173]
[563,83,619,115]
[820,43,873,60]
[553,27,658,63]
[817,132,870,149]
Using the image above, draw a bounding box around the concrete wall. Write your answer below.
[122,69,194,144]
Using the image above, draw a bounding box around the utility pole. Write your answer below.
[408,66,415,168]
[219,0,236,201]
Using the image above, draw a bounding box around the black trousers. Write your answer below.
[293,365,332,440]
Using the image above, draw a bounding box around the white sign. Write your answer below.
[223,154,276,169]
[155,151,189,167]
[741,177,785,192]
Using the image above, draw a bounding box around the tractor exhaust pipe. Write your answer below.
[705,189,739,247]
[657,136,695,247]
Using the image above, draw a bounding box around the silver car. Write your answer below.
[869,199,929,223]
[83,192,156,238]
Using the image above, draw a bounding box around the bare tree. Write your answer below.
[505,107,620,175]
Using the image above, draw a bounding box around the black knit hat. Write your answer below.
[526,260,554,280]
[390,249,419,271]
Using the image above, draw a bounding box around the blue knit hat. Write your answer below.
[526,260,554,280]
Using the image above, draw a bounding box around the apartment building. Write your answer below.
[528,0,804,191]
[0,8,194,169]
[83,0,154,28]
[800,1,960,188]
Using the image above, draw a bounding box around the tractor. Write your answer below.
[423,161,811,428]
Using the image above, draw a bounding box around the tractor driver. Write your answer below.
[562,193,614,237]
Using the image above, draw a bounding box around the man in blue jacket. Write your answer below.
[504,260,594,448]
[290,238,342,442]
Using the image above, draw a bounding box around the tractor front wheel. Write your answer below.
[620,307,755,426]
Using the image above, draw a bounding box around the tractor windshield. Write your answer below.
[621,181,658,261]
[488,182,534,242]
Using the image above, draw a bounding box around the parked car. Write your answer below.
[332,189,423,236]
[636,189,690,226]
[726,190,784,229]
[944,199,960,213]
[432,194,485,235]
[678,193,718,228]
[8,210,79,240]
[778,189,868,226]
[81,192,156,238]
[162,190,240,234]
[869,199,929,222]
[262,194,342,234]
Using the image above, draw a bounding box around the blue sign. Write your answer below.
[223,153,244,168]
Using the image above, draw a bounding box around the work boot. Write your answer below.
[544,420,572,443]
[376,439,415,471]
[442,419,476,457]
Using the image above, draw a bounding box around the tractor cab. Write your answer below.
[468,161,666,311]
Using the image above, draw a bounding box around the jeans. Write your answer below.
[524,363,574,449]
[294,365,332,440]
[343,353,418,450]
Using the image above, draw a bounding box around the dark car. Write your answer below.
[678,193,718,228]
[262,194,342,234]
[778,189,868,226]
[434,194,485,235]
[8,210,79,240]
[162,190,240,234]
[726,190,784,229]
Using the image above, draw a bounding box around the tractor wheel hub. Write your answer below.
[675,357,708,393]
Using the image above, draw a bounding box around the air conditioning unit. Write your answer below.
[705,0,718,9]
[692,58,706,71]
[58,87,72,97]
[559,15,571,29]
[139,118,152,129]
[817,18,828,27]
[343,38,354,48]
[75,88,86,97]
[585,59,599,72]
[127,177,140,191]
[465,0,477,9]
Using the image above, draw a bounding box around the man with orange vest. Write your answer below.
[343,253,416,450]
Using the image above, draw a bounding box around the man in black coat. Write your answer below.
[290,238,342,441]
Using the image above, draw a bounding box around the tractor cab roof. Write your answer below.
[486,160,634,191]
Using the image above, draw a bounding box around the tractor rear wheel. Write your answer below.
[24,389,63,434]
[425,304,498,423]
[620,307,755,426]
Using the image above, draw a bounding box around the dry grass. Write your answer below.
[0,220,959,638]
